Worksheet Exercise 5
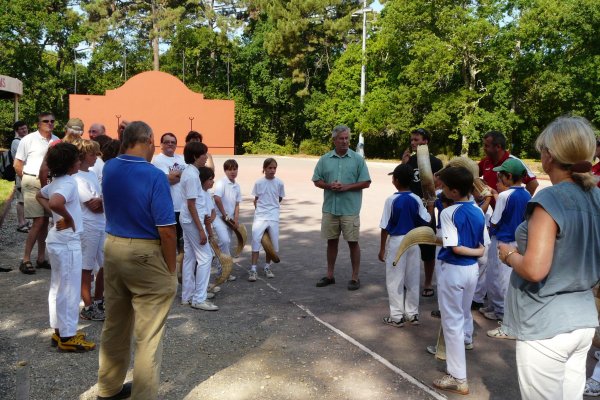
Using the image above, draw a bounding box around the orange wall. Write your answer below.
[69,71,235,155]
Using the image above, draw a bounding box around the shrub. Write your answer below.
[298,139,330,156]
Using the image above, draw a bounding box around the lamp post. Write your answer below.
[354,0,371,157]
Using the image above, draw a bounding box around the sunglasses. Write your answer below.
[41,119,55,124]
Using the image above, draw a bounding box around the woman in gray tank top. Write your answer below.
[497,116,600,400]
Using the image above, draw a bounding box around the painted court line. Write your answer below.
[291,301,447,400]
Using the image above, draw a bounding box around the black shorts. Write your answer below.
[419,243,436,262]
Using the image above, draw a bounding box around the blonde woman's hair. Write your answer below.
[63,133,84,145]
[75,139,101,160]
[535,116,598,190]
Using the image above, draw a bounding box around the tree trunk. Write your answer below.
[152,0,160,71]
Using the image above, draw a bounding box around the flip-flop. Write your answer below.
[422,288,435,297]
[16,225,30,233]
[19,261,36,275]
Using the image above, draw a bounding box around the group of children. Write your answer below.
[38,136,285,353]
[178,144,285,311]
[378,158,531,395]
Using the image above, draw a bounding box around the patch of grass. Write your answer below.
[0,179,14,213]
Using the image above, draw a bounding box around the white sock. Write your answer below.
[250,265,257,272]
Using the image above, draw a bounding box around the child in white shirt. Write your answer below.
[74,139,106,321]
[36,142,95,352]
[249,158,285,282]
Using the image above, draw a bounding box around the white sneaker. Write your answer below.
[478,305,494,315]
[248,270,257,282]
[487,322,516,340]
[209,285,221,293]
[181,299,191,306]
[264,267,275,278]
[482,310,500,320]
[228,274,237,281]
[584,378,600,396]
[207,292,215,299]
[191,300,219,311]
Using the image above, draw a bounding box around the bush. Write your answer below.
[298,139,330,156]
[242,134,295,155]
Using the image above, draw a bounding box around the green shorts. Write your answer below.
[321,213,360,242]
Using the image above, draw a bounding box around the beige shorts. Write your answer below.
[321,213,360,242]
[22,174,48,218]
[14,176,23,203]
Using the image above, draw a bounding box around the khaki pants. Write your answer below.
[97,235,177,399]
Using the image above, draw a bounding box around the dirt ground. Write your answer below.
[0,155,591,400]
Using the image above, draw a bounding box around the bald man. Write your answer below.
[89,123,106,140]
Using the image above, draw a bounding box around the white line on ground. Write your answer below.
[291,301,447,400]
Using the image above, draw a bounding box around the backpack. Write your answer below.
[0,138,18,181]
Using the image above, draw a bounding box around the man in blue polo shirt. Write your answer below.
[312,125,371,291]
[97,121,177,400]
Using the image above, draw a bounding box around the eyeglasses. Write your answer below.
[162,141,177,145]
[41,119,55,124]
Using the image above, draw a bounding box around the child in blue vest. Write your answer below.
[433,166,489,395]
[481,158,531,325]
[378,164,431,327]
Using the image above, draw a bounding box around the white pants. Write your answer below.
[437,261,478,380]
[181,222,213,304]
[251,220,279,252]
[473,243,490,304]
[487,239,514,315]
[81,226,106,273]
[517,328,594,400]
[212,217,232,256]
[385,235,420,320]
[47,241,82,337]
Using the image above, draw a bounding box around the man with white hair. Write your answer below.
[312,125,371,291]
[88,123,106,140]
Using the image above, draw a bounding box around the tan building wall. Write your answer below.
[69,71,235,154]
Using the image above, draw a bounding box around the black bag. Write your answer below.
[0,139,18,181]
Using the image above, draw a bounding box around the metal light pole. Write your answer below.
[355,0,370,157]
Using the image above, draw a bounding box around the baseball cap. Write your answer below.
[493,158,526,176]
[388,163,412,180]
[66,118,84,133]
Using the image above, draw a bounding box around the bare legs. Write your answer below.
[326,238,360,281]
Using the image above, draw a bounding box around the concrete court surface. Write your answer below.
[0,153,578,400]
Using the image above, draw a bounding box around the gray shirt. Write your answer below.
[503,182,600,340]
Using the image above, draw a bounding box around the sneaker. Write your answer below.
[405,314,420,325]
[584,378,600,397]
[181,299,191,306]
[95,300,105,312]
[482,310,500,321]
[426,345,446,360]
[471,301,484,310]
[264,267,275,278]
[478,305,494,315]
[248,270,257,282]
[464,342,474,350]
[51,331,86,347]
[433,374,469,395]
[228,274,237,281]
[487,322,516,340]
[209,285,221,293]
[191,300,219,311]
[57,335,96,352]
[80,304,105,321]
[207,292,215,299]
[383,316,404,328]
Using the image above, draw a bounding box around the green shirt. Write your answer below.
[312,149,371,216]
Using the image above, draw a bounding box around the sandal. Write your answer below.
[16,224,30,233]
[19,261,36,275]
[422,288,435,297]
[36,260,51,269]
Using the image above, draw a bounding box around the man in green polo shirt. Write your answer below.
[312,125,371,290]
